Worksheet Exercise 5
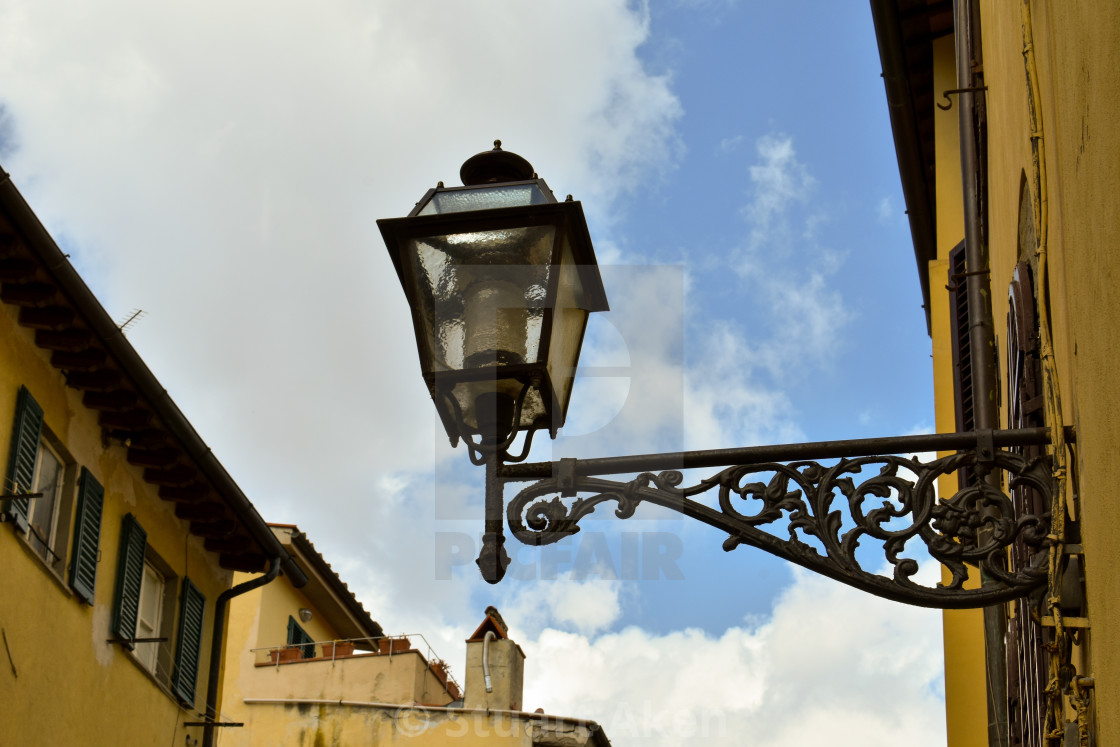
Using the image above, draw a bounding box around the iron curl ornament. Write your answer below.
[505,442,1055,609]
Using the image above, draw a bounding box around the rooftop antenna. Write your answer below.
[117,308,147,333]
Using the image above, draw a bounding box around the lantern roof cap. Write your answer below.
[460,140,535,186]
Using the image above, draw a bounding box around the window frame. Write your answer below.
[135,558,168,677]
[27,435,65,559]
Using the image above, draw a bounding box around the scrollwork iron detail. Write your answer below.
[507,449,1052,608]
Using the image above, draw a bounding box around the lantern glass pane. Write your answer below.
[418,184,549,215]
[546,237,593,427]
[406,226,556,375]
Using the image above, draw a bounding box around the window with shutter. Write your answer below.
[112,513,148,650]
[5,386,85,578]
[110,514,179,687]
[947,241,975,496]
[287,615,315,658]
[948,242,974,436]
[68,468,104,604]
[171,577,206,706]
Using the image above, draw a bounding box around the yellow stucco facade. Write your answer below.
[0,284,231,745]
[879,1,1120,744]
[217,532,608,746]
[983,3,1119,742]
[227,701,600,747]
[217,525,459,742]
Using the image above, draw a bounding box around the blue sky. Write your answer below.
[0,1,945,743]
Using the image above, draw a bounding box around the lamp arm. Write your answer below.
[501,433,1056,609]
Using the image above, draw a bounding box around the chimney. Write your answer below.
[463,606,525,711]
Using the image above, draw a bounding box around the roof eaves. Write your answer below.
[869,0,942,335]
[0,166,307,587]
[288,528,384,638]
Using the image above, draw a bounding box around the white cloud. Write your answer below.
[754,271,850,373]
[878,195,895,223]
[503,579,625,638]
[552,265,688,457]
[718,134,744,153]
[0,0,683,528]
[721,133,853,381]
[743,134,817,247]
[684,321,803,448]
[544,262,804,457]
[521,566,946,747]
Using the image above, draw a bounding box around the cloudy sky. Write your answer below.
[0,0,945,744]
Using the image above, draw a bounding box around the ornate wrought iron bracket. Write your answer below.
[483,428,1061,609]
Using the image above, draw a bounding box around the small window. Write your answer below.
[287,616,315,659]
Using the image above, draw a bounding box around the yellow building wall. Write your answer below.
[930,2,1120,743]
[228,701,570,747]
[218,579,345,728]
[218,574,349,726]
[933,35,964,260]
[219,576,454,738]
[0,304,233,745]
[975,2,1120,741]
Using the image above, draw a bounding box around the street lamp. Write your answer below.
[379,141,608,463]
[379,144,1057,605]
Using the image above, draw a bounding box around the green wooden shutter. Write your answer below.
[171,577,206,705]
[111,513,147,649]
[4,386,43,532]
[68,468,104,605]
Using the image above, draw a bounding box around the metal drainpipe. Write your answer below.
[482,630,496,693]
[201,556,282,747]
[953,2,1008,747]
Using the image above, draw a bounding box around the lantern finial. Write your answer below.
[460,140,535,186]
